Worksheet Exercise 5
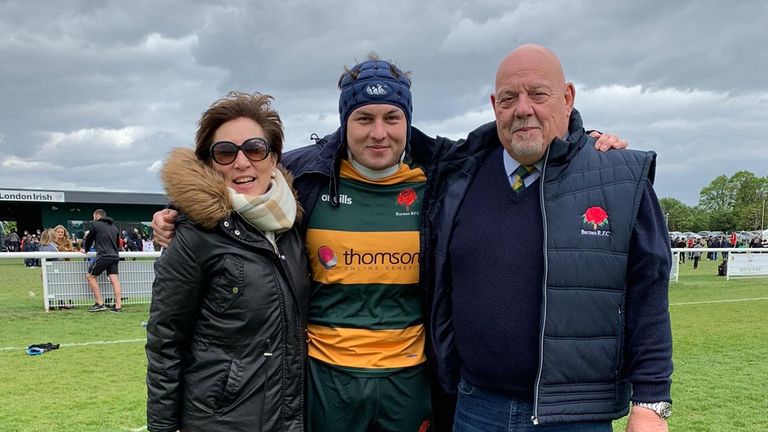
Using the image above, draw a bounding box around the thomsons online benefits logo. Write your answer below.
[317,246,419,269]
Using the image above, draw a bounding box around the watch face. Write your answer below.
[660,403,672,419]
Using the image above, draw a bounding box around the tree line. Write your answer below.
[660,171,767,232]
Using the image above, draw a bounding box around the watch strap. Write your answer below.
[632,401,672,420]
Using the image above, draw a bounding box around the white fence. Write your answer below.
[669,254,680,282]
[0,251,160,311]
[725,250,768,280]
[670,248,768,282]
[1,248,766,309]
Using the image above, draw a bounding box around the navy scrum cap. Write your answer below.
[338,59,413,143]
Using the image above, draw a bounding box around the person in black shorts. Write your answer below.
[81,209,122,312]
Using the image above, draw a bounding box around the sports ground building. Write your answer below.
[0,187,167,240]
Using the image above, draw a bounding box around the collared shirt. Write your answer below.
[502,133,571,187]
[502,150,544,188]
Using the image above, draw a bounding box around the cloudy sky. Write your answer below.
[1,0,766,205]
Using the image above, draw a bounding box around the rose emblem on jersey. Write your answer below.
[397,188,417,211]
[582,206,609,230]
[317,245,337,269]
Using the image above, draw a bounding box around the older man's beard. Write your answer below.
[506,118,545,158]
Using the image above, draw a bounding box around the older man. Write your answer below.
[430,44,673,431]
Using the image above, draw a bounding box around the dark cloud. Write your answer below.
[0,0,765,205]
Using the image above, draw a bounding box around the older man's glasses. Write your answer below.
[210,138,270,165]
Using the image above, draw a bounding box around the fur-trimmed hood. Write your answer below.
[161,147,300,229]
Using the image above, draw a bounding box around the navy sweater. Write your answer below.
[450,147,672,402]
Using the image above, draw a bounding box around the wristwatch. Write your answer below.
[632,401,672,420]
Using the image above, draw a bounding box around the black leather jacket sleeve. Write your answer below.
[146,222,206,432]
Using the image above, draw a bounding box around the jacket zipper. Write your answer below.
[238,216,282,255]
[234,217,301,351]
[237,216,297,322]
[264,230,301,428]
[532,146,552,425]
[246,226,299,329]
[226,217,297,424]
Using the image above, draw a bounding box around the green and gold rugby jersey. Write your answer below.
[305,159,426,375]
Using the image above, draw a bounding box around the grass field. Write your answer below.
[1,257,767,431]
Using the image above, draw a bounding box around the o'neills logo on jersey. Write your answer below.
[317,245,338,269]
[395,187,419,216]
[581,206,611,237]
[320,193,352,205]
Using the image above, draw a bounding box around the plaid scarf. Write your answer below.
[229,169,296,235]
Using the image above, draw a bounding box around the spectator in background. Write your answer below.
[717,235,728,258]
[53,225,75,252]
[118,231,127,251]
[717,258,728,276]
[124,230,136,251]
[6,228,20,252]
[127,228,143,252]
[81,209,122,313]
[41,228,74,309]
[142,235,155,252]
[23,234,39,267]
[687,236,695,259]
[38,229,58,253]
[692,239,704,269]
[20,230,30,252]
[675,237,686,263]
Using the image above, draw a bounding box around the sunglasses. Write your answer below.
[209,138,270,165]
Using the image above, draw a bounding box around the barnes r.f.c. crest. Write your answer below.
[581,206,611,237]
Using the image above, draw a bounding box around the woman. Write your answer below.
[38,229,59,252]
[146,92,310,432]
[53,225,75,252]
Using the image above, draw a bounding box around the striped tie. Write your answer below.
[511,164,536,193]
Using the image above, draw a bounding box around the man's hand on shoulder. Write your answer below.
[590,131,629,152]
[626,406,668,432]
[151,209,179,248]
